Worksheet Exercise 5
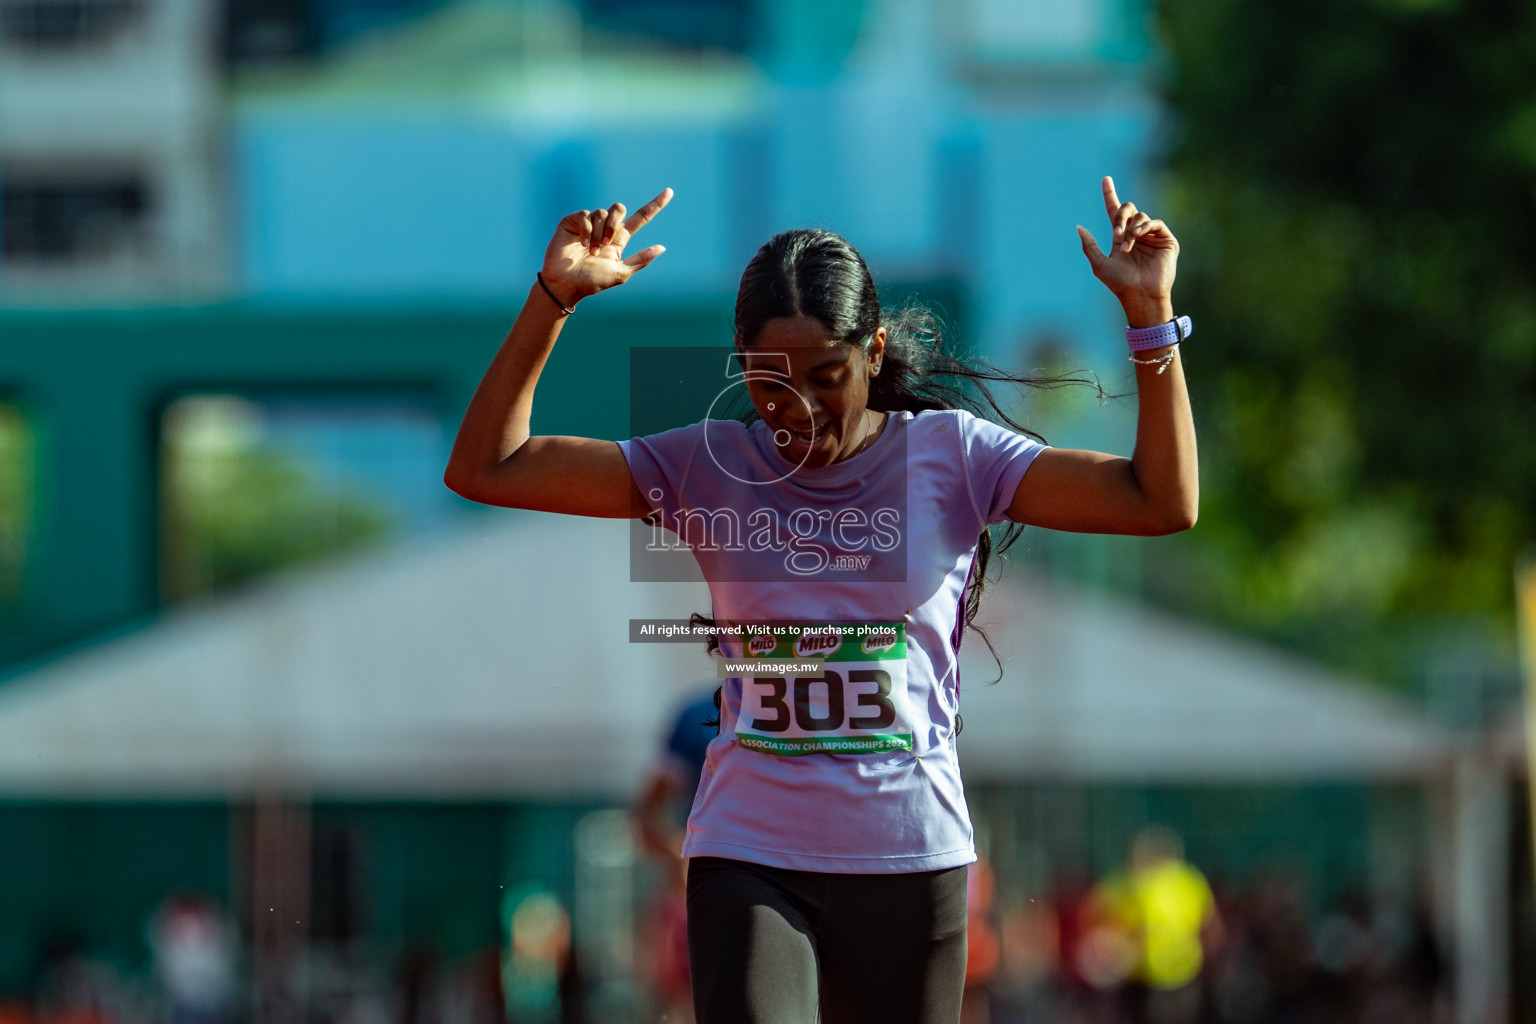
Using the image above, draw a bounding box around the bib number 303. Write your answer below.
[732,624,913,756]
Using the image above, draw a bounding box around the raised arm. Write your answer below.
[443,189,672,517]
[1007,177,1198,536]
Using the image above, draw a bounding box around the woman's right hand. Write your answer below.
[541,188,672,306]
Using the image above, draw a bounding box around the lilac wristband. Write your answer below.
[1125,315,1192,351]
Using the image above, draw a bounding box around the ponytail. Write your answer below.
[865,302,1100,674]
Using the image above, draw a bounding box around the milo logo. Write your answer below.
[861,629,898,655]
[747,633,777,657]
[794,629,841,659]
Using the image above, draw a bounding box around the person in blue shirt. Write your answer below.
[635,687,720,1022]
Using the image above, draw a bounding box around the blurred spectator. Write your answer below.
[633,687,717,1023]
[961,856,1001,1024]
[634,688,718,866]
[461,948,507,1024]
[396,945,438,1024]
[34,934,135,1024]
[502,886,570,1024]
[1241,874,1318,1023]
[147,895,236,1024]
[1083,827,1220,1024]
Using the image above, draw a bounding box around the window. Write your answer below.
[1,172,151,264]
[159,394,454,602]
[0,0,146,51]
[223,0,310,62]
[580,0,751,53]
[955,0,1150,66]
[970,0,1103,57]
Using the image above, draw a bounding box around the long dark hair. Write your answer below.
[704,228,1100,680]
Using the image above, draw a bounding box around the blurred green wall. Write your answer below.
[0,285,959,676]
[0,303,729,672]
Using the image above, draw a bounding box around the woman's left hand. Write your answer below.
[1076,177,1178,323]
[1006,175,1197,537]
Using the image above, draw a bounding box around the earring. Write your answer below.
[871,365,881,376]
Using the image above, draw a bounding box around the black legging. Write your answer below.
[686,856,968,1024]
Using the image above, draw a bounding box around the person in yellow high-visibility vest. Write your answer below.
[1086,826,1222,1024]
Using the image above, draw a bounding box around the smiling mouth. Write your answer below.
[783,424,829,446]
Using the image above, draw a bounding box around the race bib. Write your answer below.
[731,624,912,756]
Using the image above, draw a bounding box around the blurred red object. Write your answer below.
[965,858,1000,987]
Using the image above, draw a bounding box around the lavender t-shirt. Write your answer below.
[620,408,1046,872]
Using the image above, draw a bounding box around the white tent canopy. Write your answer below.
[956,573,1451,781]
[0,516,1451,799]
[0,514,716,799]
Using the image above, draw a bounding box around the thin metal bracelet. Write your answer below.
[1127,346,1179,375]
[536,272,575,316]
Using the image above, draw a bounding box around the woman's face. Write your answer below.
[737,314,886,469]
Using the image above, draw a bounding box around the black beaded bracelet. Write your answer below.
[536,272,574,316]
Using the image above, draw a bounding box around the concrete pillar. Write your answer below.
[1451,751,1509,1024]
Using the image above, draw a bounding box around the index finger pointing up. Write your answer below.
[624,187,674,235]
[1101,176,1121,219]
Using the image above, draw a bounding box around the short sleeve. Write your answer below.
[619,422,708,530]
[958,410,1049,525]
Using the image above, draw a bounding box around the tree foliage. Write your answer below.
[0,407,32,604]
[161,404,392,602]
[1149,0,1536,681]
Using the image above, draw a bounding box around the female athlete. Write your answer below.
[445,177,1197,1024]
